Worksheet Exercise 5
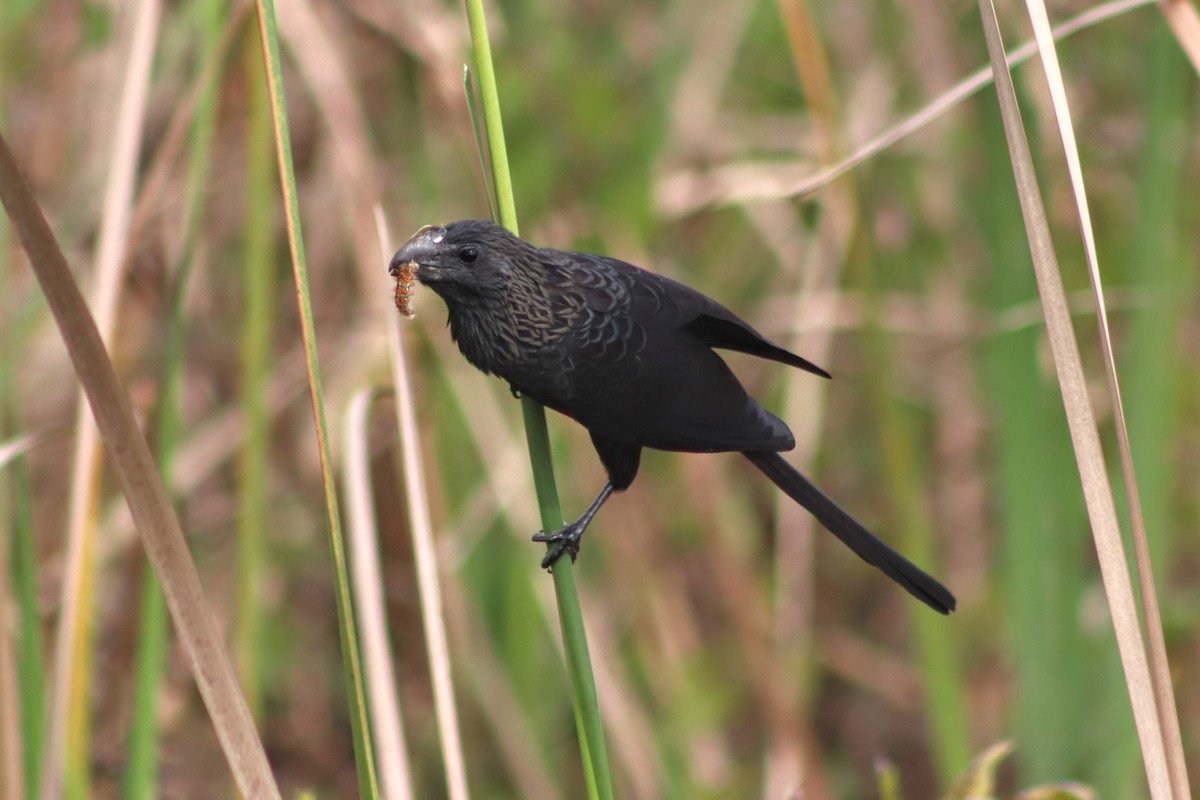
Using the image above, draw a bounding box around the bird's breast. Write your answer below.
[449,304,574,392]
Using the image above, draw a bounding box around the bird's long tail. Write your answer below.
[743,451,956,614]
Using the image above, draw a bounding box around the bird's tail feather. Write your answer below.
[743,451,956,614]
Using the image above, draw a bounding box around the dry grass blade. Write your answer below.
[0,432,45,470]
[343,389,416,800]
[378,210,472,800]
[1019,1,1189,796]
[45,0,161,793]
[441,587,562,799]
[973,3,1173,799]
[655,0,1154,214]
[1157,0,1200,73]
[0,134,280,798]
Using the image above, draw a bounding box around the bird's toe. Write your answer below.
[533,523,583,568]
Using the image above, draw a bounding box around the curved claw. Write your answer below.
[529,482,615,571]
[533,523,584,569]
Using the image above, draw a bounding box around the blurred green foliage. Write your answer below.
[0,0,1196,796]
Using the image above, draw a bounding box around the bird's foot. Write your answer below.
[532,522,585,569]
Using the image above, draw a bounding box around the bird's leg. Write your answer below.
[533,481,614,569]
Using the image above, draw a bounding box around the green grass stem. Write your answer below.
[463,0,615,796]
[123,568,168,800]
[252,1,380,794]
[2,411,42,800]
[0,48,44,799]
[234,27,275,723]
[123,4,222,795]
[463,67,498,222]
[0,209,43,797]
[855,247,971,781]
[973,93,1094,787]
[975,4,1174,795]
[1125,25,1191,576]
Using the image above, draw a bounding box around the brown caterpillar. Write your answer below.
[393,261,416,318]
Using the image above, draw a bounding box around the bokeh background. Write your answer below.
[2,0,1198,796]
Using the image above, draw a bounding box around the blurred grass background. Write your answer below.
[1,0,1197,797]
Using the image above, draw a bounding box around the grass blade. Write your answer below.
[973,3,1173,797]
[251,0,380,793]
[973,94,1090,784]
[656,0,1156,214]
[343,388,416,800]
[463,67,498,222]
[379,212,470,800]
[125,3,222,796]
[1,433,43,799]
[0,129,280,799]
[123,567,168,800]
[42,0,162,793]
[1018,2,1188,796]
[1125,24,1195,793]
[462,0,615,796]
[0,452,24,799]
[1156,0,1200,74]
[234,28,275,725]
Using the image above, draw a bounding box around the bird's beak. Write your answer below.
[389,225,446,277]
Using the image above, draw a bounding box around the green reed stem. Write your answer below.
[252,1,379,794]
[463,1,614,797]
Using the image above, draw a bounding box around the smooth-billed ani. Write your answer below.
[389,219,955,614]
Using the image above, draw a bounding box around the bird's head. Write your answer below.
[388,219,532,308]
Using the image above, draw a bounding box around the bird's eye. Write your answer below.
[458,245,480,264]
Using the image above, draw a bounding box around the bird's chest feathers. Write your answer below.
[448,287,571,385]
[446,267,638,407]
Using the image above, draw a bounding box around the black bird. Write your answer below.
[390,220,955,614]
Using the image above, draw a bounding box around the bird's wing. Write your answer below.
[681,311,830,378]
[540,252,796,453]
[572,254,830,377]
[648,359,797,452]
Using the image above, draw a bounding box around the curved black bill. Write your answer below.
[388,225,446,276]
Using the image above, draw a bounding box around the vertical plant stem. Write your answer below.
[385,316,471,800]
[1,302,43,800]
[1126,33,1193,795]
[0,79,41,799]
[974,96,1089,784]
[0,494,21,800]
[1019,6,1188,792]
[0,127,281,800]
[345,383,417,800]
[124,3,222,794]
[121,216,186,800]
[463,1,614,797]
[975,3,1172,797]
[461,2,515,234]
[856,261,971,781]
[251,0,380,794]
[235,25,275,723]
[4,444,40,799]
[44,0,161,794]
[123,566,168,800]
